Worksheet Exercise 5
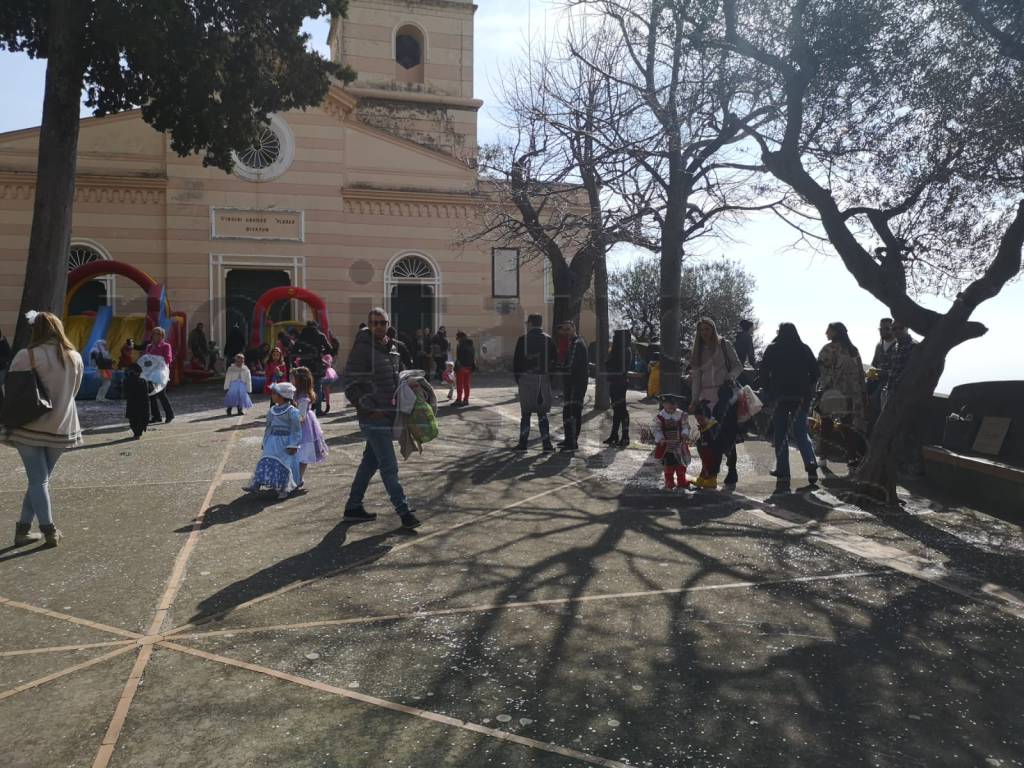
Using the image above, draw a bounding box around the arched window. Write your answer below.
[67,242,112,315]
[395,25,425,85]
[391,255,435,280]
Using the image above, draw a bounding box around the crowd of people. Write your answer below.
[1,304,919,548]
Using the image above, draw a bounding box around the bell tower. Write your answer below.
[328,0,481,162]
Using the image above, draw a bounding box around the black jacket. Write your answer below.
[759,339,819,404]
[513,328,557,382]
[561,335,589,391]
[455,338,476,371]
[342,329,403,422]
[392,338,414,369]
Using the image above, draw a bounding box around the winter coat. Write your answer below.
[817,341,867,427]
[124,369,153,436]
[455,338,476,372]
[733,330,757,369]
[224,364,253,392]
[513,328,557,415]
[3,342,83,449]
[759,339,819,404]
[561,336,589,393]
[690,339,743,409]
[342,329,403,425]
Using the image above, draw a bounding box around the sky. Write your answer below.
[1,1,1022,393]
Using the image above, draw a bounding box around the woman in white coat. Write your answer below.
[3,312,83,548]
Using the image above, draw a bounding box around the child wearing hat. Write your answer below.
[243,381,302,500]
[653,394,692,490]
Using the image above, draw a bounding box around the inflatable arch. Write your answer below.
[65,260,186,394]
[250,286,330,348]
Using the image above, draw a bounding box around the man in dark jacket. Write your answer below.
[386,326,414,369]
[759,322,820,488]
[512,314,557,452]
[341,308,419,530]
[556,321,589,451]
[734,320,757,370]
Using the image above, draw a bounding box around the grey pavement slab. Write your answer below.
[0,650,136,768]
[0,380,1021,768]
[109,646,592,768]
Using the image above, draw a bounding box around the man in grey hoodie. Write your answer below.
[341,307,420,530]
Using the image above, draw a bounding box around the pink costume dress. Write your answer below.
[296,395,328,465]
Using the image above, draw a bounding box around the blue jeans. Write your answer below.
[519,412,551,443]
[15,445,65,526]
[346,421,409,515]
[773,400,817,479]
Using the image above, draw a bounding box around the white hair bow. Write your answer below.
[24,310,39,325]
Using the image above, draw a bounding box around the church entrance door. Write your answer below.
[390,283,435,343]
[225,269,291,344]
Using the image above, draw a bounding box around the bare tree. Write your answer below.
[569,0,781,392]
[690,0,1024,498]
[465,25,661,409]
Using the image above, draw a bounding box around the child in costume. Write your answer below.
[652,394,692,489]
[223,353,253,415]
[119,338,136,369]
[263,347,288,395]
[243,382,302,500]
[442,360,456,401]
[693,400,721,488]
[321,353,338,412]
[290,366,328,484]
[123,362,153,440]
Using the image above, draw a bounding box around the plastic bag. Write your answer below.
[736,385,763,423]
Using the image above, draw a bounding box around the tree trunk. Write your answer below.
[549,254,595,334]
[13,0,87,351]
[855,325,958,502]
[659,186,686,393]
[593,251,610,411]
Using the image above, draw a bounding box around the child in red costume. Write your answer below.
[652,394,692,489]
[263,347,288,395]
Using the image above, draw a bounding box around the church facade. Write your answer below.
[0,0,551,364]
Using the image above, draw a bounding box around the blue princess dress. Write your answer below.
[245,403,302,497]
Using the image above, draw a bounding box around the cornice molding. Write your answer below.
[0,172,167,205]
[343,186,483,219]
[345,86,483,112]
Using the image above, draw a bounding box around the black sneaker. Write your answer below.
[723,470,738,486]
[542,441,555,453]
[806,464,819,484]
[513,441,528,451]
[400,511,421,530]
[560,444,577,453]
[343,507,378,523]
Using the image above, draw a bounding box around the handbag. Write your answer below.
[818,387,850,416]
[0,348,53,428]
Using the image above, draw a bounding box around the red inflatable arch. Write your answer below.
[250,286,331,347]
[65,259,166,335]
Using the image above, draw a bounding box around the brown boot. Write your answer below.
[40,524,62,548]
[14,523,43,547]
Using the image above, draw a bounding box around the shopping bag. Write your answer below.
[737,385,763,423]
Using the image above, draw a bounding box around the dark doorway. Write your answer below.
[391,284,434,341]
[225,269,292,343]
[68,280,107,315]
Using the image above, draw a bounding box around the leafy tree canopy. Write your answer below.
[610,255,758,349]
[0,0,353,169]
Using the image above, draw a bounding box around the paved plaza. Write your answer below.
[1,379,1023,768]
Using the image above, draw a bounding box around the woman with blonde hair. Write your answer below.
[688,317,743,489]
[2,311,83,547]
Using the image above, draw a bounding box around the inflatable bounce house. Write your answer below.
[249,286,331,393]
[65,260,186,399]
